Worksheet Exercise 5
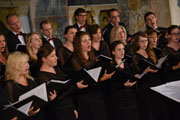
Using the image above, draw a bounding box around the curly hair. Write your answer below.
[5,51,33,82]
[73,31,96,67]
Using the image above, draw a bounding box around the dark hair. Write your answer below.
[167,25,180,34]
[133,31,157,64]
[37,44,54,67]
[146,29,158,36]
[111,41,124,52]
[73,31,96,67]
[0,32,9,57]
[64,25,77,35]
[6,13,18,24]
[88,24,102,40]
[108,8,118,17]
[74,8,86,20]
[144,11,155,22]
[40,20,51,29]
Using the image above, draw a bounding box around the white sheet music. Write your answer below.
[85,67,102,82]
[151,80,180,103]
[19,83,48,102]
[155,55,168,68]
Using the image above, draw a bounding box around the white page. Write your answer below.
[48,79,70,84]
[151,80,180,103]
[19,83,48,102]
[115,59,126,68]
[155,55,168,68]
[17,101,33,116]
[85,67,102,82]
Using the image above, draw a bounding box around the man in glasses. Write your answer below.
[102,8,127,46]
[73,8,90,32]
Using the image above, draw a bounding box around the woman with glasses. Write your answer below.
[162,25,180,120]
[132,31,168,120]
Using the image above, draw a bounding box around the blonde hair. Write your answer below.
[26,32,42,61]
[110,25,127,45]
[5,51,33,83]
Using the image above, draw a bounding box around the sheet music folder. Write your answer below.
[16,44,26,53]
[140,55,168,69]
[68,67,102,86]
[47,79,70,92]
[2,105,27,120]
[97,54,112,63]
[18,83,48,109]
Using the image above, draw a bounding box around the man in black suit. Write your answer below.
[102,8,127,46]
[40,20,62,50]
[144,11,166,34]
[73,8,90,32]
[6,13,27,53]
[144,11,167,48]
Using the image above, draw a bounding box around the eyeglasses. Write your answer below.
[139,40,148,43]
[170,33,180,36]
[148,36,157,39]
[78,14,87,17]
[110,15,119,19]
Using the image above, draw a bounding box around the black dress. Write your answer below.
[103,60,139,120]
[36,66,77,120]
[4,79,44,120]
[92,40,111,57]
[70,55,108,120]
[163,46,180,82]
[0,86,9,119]
[0,62,5,86]
[162,46,180,120]
[56,46,73,74]
[133,53,168,120]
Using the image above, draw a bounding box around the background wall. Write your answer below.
[0,0,179,42]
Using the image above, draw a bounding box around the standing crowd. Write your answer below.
[0,7,180,120]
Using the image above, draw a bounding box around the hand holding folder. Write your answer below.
[18,83,48,109]
[2,101,32,120]
[69,67,102,86]
[140,55,168,70]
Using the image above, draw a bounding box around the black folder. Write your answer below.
[47,79,70,92]
[140,55,168,70]
[68,67,102,86]
[97,54,112,63]
[18,83,48,109]
[16,44,26,53]
[2,105,27,120]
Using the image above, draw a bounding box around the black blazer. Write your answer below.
[102,22,127,47]
[42,36,62,50]
[6,31,27,53]
[73,23,91,32]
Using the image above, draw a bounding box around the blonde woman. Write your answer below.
[26,32,42,78]
[110,25,127,45]
[4,52,43,120]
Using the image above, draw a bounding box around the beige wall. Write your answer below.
[169,0,180,25]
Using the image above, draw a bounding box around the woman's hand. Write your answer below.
[124,80,136,87]
[74,109,78,119]
[77,80,88,89]
[145,66,158,73]
[11,117,18,120]
[99,70,115,81]
[48,90,57,101]
[28,106,40,116]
